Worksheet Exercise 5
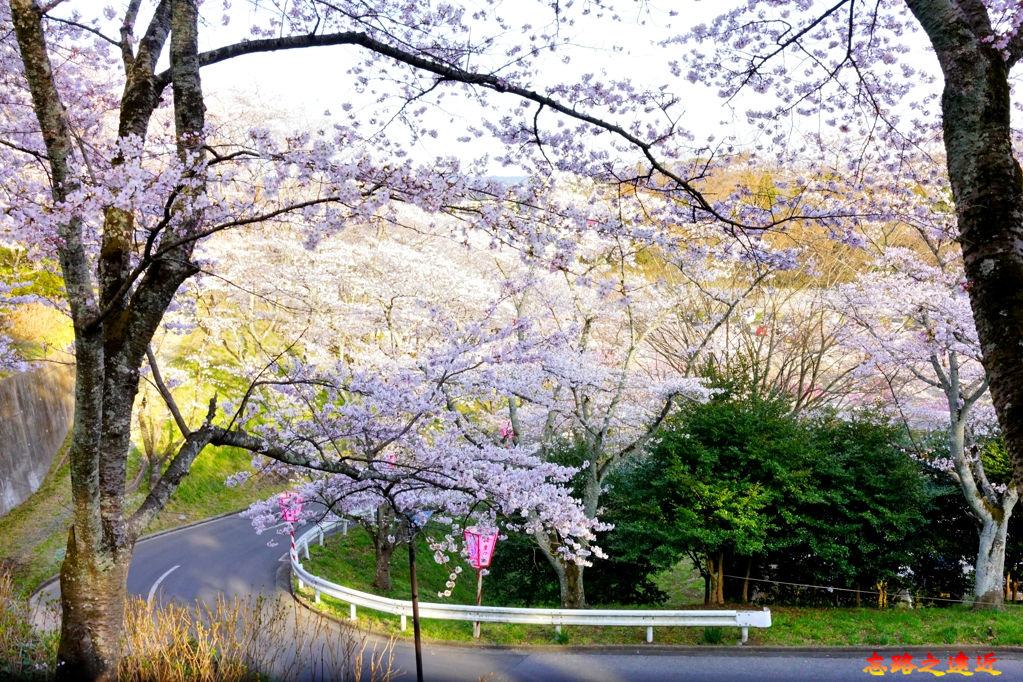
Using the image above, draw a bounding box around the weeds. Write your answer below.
[120,592,394,682]
[1,566,393,681]
[701,627,724,645]
[0,567,55,680]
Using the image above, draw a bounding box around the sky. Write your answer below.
[193,0,756,171]
[85,0,951,176]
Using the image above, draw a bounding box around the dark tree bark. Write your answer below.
[904,0,1023,608]
[362,504,405,592]
[11,1,209,677]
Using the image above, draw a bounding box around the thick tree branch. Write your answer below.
[118,0,144,70]
[150,31,842,232]
[11,0,97,320]
[128,397,218,536]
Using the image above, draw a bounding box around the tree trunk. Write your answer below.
[12,1,212,676]
[706,553,725,606]
[704,554,712,605]
[365,504,403,592]
[533,530,586,608]
[742,556,751,603]
[55,527,134,681]
[973,509,1012,608]
[906,2,1023,500]
[372,537,397,592]
[544,552,586,608]
[715,552,725,605]
[558,561,586,609]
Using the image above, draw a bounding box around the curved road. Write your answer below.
[37,513,1023,681]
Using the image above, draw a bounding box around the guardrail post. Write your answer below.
[401,614,407,631]
[314,589,320,604]
[646,627,653,643]
[555,625,561,635]
[297,576,304,590]
[304,541,310,560]
[318,528,324,546]
[343,518,349,535]
[741,626,748,644]
[350,603,357,620]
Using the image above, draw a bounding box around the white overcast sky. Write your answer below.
[194,1,755,168]
[189,0,946,172]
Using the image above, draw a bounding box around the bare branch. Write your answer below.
[44,15,120,47]
[146,346,191,437]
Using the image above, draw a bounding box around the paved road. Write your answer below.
[35,513,1023,680]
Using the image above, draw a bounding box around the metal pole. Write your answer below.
[474,567,482,639]
[409,526,424,682]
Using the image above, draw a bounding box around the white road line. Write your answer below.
[147,564,180,605]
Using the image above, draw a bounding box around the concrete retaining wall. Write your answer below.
[0,364,75,517]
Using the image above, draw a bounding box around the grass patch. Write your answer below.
[0,567,55,680]
[757,606,1023,646]
[651,558,706,607]
[301,531,1023,647]
[0,442,74,596]
[139,446,285,535]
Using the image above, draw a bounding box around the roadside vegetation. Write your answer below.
[298,529,1023,647]
[0,565,393,681]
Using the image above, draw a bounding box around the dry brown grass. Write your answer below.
[1,566,393,681]
[119,593,394,682]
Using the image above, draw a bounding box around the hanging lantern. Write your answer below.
[279,491,303,522]
[464,527,499,568]
[464,526,499,639]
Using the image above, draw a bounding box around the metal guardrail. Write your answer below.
[291,519,772,643]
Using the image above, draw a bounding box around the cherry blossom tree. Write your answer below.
[835,232,1018,607]
[646,238,859,414]
[231,306,605,590]
[9,0,1023,675]
[476,240,715,607]
[679,0,1023,558]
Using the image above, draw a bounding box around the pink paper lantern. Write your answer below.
[279,492,303,522]
[463,527,499,568]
